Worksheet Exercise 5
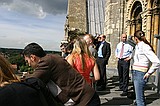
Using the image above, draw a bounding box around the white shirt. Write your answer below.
[98,41,104,57]
[115,42,133,59]
[133,41,160,74]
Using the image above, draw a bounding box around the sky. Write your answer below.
[0,0,67,51]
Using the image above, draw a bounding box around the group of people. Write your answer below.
[0,30,160,106]
[115,30,160,106]
[0,42,101,106]
[60,34,111,91]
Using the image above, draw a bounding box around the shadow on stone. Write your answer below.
[145,93,160,105]
[100,97,133,106]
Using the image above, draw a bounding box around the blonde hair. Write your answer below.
[0,55,19,86]
[71,36,94,70]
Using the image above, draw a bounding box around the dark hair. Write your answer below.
[101,34,106,39]
[23,43,46,57]
[127,35,136,48]
[60,43,68,48]
[134,30,154,52]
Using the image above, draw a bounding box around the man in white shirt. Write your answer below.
[115,34,133,96]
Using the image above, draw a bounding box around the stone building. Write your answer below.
[105,0,160,92]
[104,0,126,68]
[87,0,105,36]
[104,0,160,68]
[126,0,160,53]
[65,0,160,92]
[65,0,160,67]
[64,0,87,42]
[64,0,105,42]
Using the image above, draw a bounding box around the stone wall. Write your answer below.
[104,0,126,68]
[67,0,87,33]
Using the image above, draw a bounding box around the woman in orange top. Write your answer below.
[66,36,100,86]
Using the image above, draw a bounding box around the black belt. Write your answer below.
[118,58,126,60]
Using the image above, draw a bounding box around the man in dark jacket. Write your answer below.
[96,34,111,91]
[22,42,100,106]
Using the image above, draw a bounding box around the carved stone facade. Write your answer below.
[126,0,160,53]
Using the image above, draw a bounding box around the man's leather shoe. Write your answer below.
[120,92,128,96]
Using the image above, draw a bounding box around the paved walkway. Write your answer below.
[97,68,160,106]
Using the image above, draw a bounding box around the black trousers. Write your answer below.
[96,57,107,88]
[117,59,130,92]
[87,92,100,106]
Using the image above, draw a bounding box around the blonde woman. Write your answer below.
[66,36,100,86]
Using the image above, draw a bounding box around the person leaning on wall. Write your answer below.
[0,54,60,106]
[22,42,101,106]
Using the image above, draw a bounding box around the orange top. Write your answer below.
[72,54,95,85]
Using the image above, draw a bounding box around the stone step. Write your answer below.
[97,81,159,105]
[98,91,160,105]
[99,97,159,106]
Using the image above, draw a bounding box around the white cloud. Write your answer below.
[0,0,67,15]
[0,0,67,51]
[0,21,63,51]
[0,0,47,19]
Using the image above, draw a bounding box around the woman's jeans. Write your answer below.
[132,70,148,106]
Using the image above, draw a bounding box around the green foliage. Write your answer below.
[0,48,61,73]
[19,65,33,73]
[9,54,25,66]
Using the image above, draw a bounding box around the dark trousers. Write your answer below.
[87,92,100,106]
[96,58,107,88]
[117,59,130,92]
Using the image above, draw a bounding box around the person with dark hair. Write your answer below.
[115,34,133,96]
[60,43,69,58]
[96,34,111,91]
[23,42,100,106]
[0,54,60,106]
[132,30,160,106]
[127,35,136,48]
[60,43,73,58]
